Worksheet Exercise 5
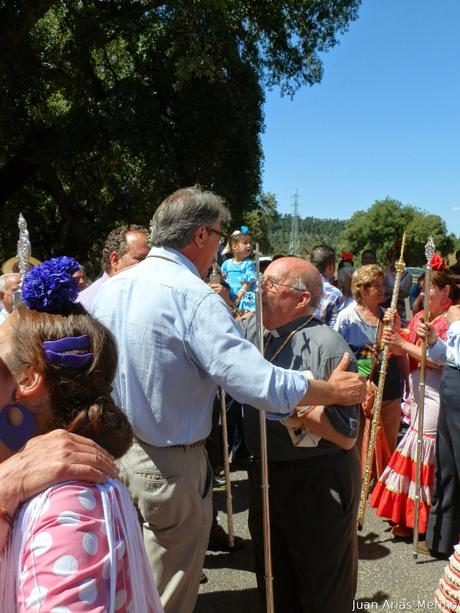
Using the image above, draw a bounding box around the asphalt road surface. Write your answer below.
[195,469,448,612]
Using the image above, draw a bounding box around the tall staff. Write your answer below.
[254,243,274,613]
[13,213,31,308]
[219,388,235,547]
[413,236,435,559]
[358,233,407,530]
[209,264,235,548]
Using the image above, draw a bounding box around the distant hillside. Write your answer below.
[268,214,348,256]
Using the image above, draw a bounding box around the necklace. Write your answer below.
[264,316,314,363]
[355,304,380,327]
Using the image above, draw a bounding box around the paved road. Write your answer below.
[195,469,447,612]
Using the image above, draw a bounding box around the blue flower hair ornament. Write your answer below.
[240,225,249,234]
[22,256,80,314]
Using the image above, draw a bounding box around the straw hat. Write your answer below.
[2,256,42,274]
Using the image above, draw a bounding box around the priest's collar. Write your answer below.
[266,315,314,339]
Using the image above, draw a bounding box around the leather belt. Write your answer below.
[168,439,206,449]
[134,436,206,450]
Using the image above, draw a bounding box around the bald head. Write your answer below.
[266,257,323,310]
[0,273,20,313]
[262,257,323,330]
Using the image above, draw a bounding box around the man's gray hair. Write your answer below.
[151,186,231,248]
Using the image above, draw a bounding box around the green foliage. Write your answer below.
[342,197,455,266]
[268,214,347,256]
[0,0,361,271]
[243,191,279,254]
[266,197,456,266]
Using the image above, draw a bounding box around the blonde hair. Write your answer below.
[351,265,384,305]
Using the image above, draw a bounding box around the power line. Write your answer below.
[288,189,300,256]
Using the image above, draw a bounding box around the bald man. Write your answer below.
[0,273,20,324]
[242,256,361,613]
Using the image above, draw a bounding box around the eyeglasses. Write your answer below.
[206,227,225,244]
[262,276,305,292]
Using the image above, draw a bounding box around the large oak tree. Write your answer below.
[0,0,361,271]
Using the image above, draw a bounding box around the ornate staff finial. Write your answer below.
[17,213,31,279]
[394,232,407,275]
[425,236,436,264]
[12,213,32,308]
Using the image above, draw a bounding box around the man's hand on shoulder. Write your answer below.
[328,353,366,406]
[299,353,366,409]
[0,430,119,517]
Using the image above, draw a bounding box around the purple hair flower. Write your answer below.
[22,256,80,314]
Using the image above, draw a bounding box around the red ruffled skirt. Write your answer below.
[370,426,436,532]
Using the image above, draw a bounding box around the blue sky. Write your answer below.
[261,0,460,236]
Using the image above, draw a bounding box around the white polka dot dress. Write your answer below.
[9,481,162,612]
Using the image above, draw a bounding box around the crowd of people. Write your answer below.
[1,186,460,612]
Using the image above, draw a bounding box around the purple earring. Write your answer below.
[0,402,36,452]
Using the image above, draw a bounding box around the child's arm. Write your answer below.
[235,281,250,306]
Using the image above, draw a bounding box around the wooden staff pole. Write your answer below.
[413,236,435,560]
[357,233,407,530]
[254,243,274,613]
[219,388,235,548]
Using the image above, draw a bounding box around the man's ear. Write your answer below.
[297,290,312,310]
[194,225,208,248]
[15,367,46,400]
[109,250,121,273]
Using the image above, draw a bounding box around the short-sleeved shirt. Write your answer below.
[242,315,360,462]
[221,258,256,311]
[334,303,402,400]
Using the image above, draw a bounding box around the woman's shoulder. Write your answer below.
[436,313,450,340]
[25,481,108,529]
[18,480,137,612]
[335,302,357,325]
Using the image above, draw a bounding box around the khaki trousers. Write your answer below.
[118,440,213,613]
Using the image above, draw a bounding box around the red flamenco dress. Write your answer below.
[370,310,448,533]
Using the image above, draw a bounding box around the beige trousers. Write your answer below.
[118,440,213,613]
